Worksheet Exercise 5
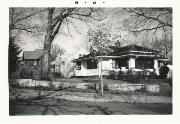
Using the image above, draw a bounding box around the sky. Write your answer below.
[14,8,171,59]
[18,8,125,57]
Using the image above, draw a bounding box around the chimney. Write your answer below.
[79,54,83,58]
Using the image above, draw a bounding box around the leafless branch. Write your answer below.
[129,25,165,33]
[66,18,82,34]
[51,19,63,41]
[11,9,46,28]
[128,8,172,27]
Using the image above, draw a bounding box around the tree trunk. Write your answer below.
[43,8,55,76]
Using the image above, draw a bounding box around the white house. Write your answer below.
[73,44,168,77]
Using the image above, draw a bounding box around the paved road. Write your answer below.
[9,98,172,115]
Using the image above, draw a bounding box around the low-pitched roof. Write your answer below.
[23,49,44,60]
[73,44,162,62]
[110,44,160,53]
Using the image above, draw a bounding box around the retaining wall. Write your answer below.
[9,79,164,93]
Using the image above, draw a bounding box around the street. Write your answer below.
[9,98,172,115]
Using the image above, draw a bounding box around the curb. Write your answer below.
[47,91,172,104]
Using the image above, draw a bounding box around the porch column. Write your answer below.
[128,57,135,69]
[154,59,159,75]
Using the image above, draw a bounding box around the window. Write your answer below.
[135,60,153,69]
[87,59,97,69]
[34,61,37,66]
[118,60,127,68]
[112,59,119,68]
[76,61,81,70]
[112,59,127,69]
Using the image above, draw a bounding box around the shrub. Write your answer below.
[87,83,95,90]
[39,70,53,81]
[9,71,21,79]
[10,63,53,81]
[134,86,147,93]
[159,65,170,79]
[118,68,157,83]
[125,68,140,83]
[18,64,34,79]
[103,83,109,91]
[53,72,63,78]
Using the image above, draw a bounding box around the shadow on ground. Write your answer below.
[9,98,172,115]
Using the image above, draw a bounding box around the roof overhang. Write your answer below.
[73,54,157,62]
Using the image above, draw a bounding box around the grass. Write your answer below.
[53,77,171,85]
[53,77,100,83]
[53,77,128,84]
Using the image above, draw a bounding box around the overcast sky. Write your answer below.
[14,8,170,58]
[18,8,126,56]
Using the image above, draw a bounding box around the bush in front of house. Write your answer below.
[9,63,53,81]
[159,65,170,79]
[39,70,53,81]
[53,72,64,78]
[107,70,120,80]
[117,68,156,83]
[123,68,140,83]
[19,64,34,79]
[9,64,30,79]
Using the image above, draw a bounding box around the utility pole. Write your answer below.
[100,42,104,96]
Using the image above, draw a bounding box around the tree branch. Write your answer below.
[51,19,63,41]
[128,8,172,27]
[66,18,82,34]
[129,25,166,33]
[12,9,46,27]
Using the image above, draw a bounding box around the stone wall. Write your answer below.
[10,79,162,93]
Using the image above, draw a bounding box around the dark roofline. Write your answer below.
[110,44,160,53]
[23,49,44,60]
[73,44,161,62]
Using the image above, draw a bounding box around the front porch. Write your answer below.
[74,55,159,77]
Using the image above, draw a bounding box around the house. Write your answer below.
[22,49,53,71]
[22,49,44,67]
[73,44,168,77]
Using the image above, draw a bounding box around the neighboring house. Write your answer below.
[23,49,44,67]
[73,44,168,77]
[22,49,53,71]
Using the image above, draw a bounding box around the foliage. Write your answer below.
[108,68,157,83]
[18,64,34,79]
[159,65,170,79]
[39,69,53,81]
[53,72,64,78]
[87,23,121,55]
[9,63,53,81]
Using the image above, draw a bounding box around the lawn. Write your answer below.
[53,77,171,85]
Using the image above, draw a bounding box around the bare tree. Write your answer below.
[153,30,172,60]
[43,8,105,75]
[9,8,45,33]
[50,44,66,60]
[123,8,172,34]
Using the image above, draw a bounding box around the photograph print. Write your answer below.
[9,7,172,115]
